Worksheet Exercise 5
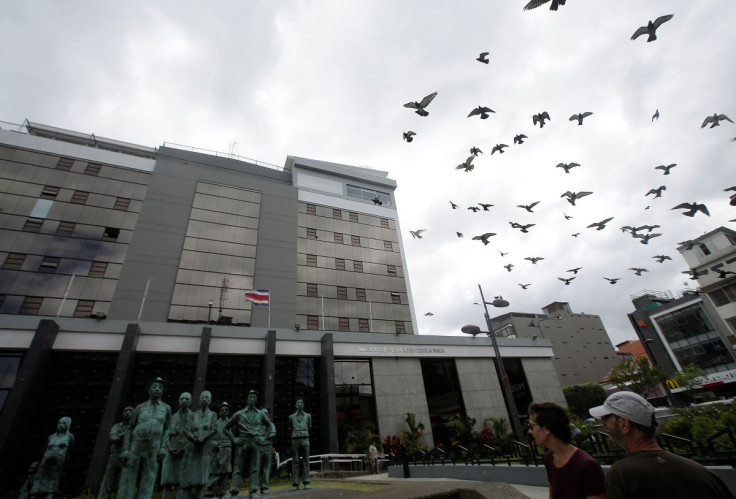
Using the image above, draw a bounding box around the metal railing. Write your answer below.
[161,141,283,171]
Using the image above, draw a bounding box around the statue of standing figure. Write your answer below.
[30,416,75,498]
[288,398,312,491]
[18,462,39,499]
[257,407,277,495]
[179,390,217,498]
[160,392,193,499]
[225,390,273,499]
[97,406,134,499]
[207,402,232,499]
[117,377,172,499]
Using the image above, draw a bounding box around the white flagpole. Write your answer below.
[138,277,152,321]
[57,273,76,317]
[369,300,373,333]
[268,291,271,328]
[321,295,325,330]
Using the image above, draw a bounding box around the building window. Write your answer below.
[334,233,343,244]
[337,286,347,300]
[380,218,389,229]
[56,221,75,236]
[699,243,711,256]
[387,265,396,276]
[22,218,43,232]
[391,293,401,304]
[114,197,130,211]
[335,258,345,271]
[359,318,369,332]
[0,353,23,413]
[39,257,60,273]
[351,235,361,246]
[726,316,736,334]
[74,300,95,317]
[19,296,43,315]
[353,261,363,272]
[356,288,366,301]
[56,157,74,171]
[395,321,406,334]
[30,199,54,219]
[89,261,108,277]
[307,228,318,239]
[307,315,319,329]
[103,227,120,241]
[333,208,342,219]
[383,240,393,251]
[339,317,350,331]
[2,253,25,270]
[349,212,358,223]
[84,163,101,176]
[711,284,736,307]
[307,283,318,297]
[346,184,391,207]
[306,254,317,267]
[71,190,89,204]
[41,186,60,199]
[306,204,316,215]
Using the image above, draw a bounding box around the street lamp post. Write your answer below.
[208,300,213,324]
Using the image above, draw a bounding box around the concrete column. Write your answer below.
[0,319,59,491]
[192,327,213,404]
[263,330,276,411]
[319,333,338,453]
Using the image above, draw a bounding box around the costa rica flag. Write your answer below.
[244,289,270,306]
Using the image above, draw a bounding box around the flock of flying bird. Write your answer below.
[399,5,735,312]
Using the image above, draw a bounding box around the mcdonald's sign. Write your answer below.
[666,379,681,389]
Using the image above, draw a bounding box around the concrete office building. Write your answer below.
[491,301,619,386]
[0,122,563,495]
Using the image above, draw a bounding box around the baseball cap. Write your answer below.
[589,391,655,427]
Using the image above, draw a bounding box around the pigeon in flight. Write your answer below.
[468,206,481,213]
[410,229,427,239]
[629,268,649,276]
[563,213,573,220]
[569,112,593,125]
[634,224,660,233]
[510,222,536,233]
[653,255,672,263]
[567,267,582,274]
[524,0,566,11]
[424,312,434,316]
[468,106,496,119]
[646,186,666,198]
[631,15,674,42]
[517,201,541,213]
[652,109,659,121]
[533,112,551,128]
[472,233,496,245]
[504,264,514,272]
[557,162,580,173]
[492,144,509,154]
[404,92,438,117]
[457,232,464,238]
[450,201,459,209]
[561,191,593,205]
[470,146,483,156]
[571,233,580,238]
[499,251,508,257]
[655,164,676,175]
[635,233,662,245]
[455,156,476,172]
[726,187,736,206]
[672,202,710,217]
[372,197,382,206]
[477,52,490,64]
[602,277,621,284]
[682,269,709,280]
[679,240,696,250]
[519,283,531,289]
[558,277,576,285]
[478,203,494,211]
[525,256,544,264]
[514,134,528,144]
[701,114,734,128]
[587,217,614,230]
[714,269,736,279]
[403,131,416,142]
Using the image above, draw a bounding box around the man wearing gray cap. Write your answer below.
[590,391,734,499]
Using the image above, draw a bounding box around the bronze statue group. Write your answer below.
[24,377,312,499]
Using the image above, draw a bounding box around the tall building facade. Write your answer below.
[0,122,563,496]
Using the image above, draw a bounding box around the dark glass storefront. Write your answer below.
[273,357,321,457]
[420,358,465,447]
[334,359,376,451]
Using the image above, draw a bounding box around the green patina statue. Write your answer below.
[97,406,134,499]
[30,416,75,498]
[179,390,218,498]
[207,402,232,499]
[257,407,277,495]
[160,392,193,499]
[288,398,312,491]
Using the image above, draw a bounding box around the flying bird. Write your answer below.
[652,109,659,121]
[492,144,509,154]
[726,187,736,206]
[468,106,495,119]
[714,269,736,279]
[556,162,580,173]
[701,114,734,128]
[631,15,674,42]
[403,91,438,117]
[571,233,580,238]
[679,240,696,250]
[629,268,649,276]
[569,112,593,125]
[646,186,667,198]
[561,191,593,205]
[472,233,496,245]
[510,222,535,233]
[468,206,481,213]
[672,202,710,217]
[517,201,541,213]
[424,312,434,316]
[653,255,672,263]
[457,232,463,238]
[682,269,709,280]
[403,131,416,142]
[455,156,475,172]
[476,52,490,64]
[478,203,494,211]
[567,267,582,274]
[410,229,426,239]
[470,146,483,156]
[587,217,614,230]
[635,233,662,245]
[525,257,544,264]
[504,264,514,272]
[558,277,576,285]
[523,0,567,11]
[533,112,551,128]
[514,134,528,144]
[563,213,573,220]
[602,277,621,284]
[655,164,676,175]
[499,251,508,257]
[519,283,531,290]
[372,197,382,206]
[450,201,459,209]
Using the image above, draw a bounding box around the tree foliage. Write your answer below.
[608,357,665,396]
[563,383,608,418]
[343,423,380,453]
[401,412,427,452]
[671,363,706,396]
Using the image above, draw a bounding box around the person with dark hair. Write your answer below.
[528,401,604,499]
[590,391,734,499]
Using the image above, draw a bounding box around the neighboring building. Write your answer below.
[616,339,648,361]
[0,122,564,496]
[491,301,619,387]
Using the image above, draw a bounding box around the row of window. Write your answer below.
[39,184,131,210]
[305,204,391,229]
[0,295,95,317]
[304,314,406,333]
[19,217,122,241]
[2,253,108,276]
[711,283,736,307]
[304,283,402,303]
[56,157,102,176]
[304,228,394,250]
[306,254,397,275]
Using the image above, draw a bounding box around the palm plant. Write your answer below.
[343,423,381,454]
[401,412,427,452]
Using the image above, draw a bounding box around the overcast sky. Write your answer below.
[2,1,734,346]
